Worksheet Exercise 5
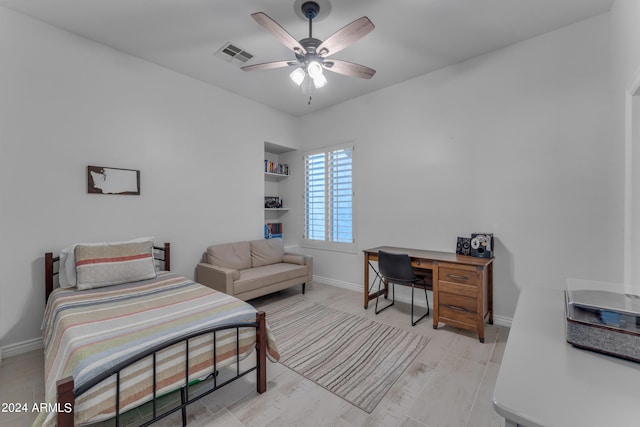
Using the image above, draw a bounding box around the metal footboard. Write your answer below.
[56,311,267,427]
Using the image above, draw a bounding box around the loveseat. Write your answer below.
[196,238,313,300]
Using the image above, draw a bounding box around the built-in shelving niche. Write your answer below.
[264,141,295,239]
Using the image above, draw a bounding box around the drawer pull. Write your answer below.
[447,274,470,281]
[445,304,468,312]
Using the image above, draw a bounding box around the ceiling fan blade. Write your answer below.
[241,60,297,72]
[323,59,376,79]
[251,12,306,55]
[316,17,374,57]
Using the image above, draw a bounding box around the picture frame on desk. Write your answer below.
[456,237,471,256]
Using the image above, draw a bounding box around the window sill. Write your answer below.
[301,239,357,254]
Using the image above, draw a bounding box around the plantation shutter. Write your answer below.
[328,147,353,243]
[304,146,353,243]
[304,152,326,241]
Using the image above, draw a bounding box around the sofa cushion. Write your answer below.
[207,241,251,270]
[250,238,285,267]
[234,263,308,295]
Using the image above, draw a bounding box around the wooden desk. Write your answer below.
[363,246,494,342]
[493,286,640,426]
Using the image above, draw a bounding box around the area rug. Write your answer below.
[261,296,428,413]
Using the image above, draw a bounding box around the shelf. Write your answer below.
[264,208,289,211]
[264,172,289,180]
[265,141,295,154]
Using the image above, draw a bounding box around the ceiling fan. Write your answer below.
[241,1,376,89]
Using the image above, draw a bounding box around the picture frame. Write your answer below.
[264,196,281,208]
[456,237,471,256]
[87,166,140,195]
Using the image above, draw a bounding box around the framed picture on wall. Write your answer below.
[87,166,140,195]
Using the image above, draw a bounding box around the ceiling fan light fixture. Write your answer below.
[244,2,375,96]
[307,60,324,79]
[289,67,306,86]
[312,73,327,89]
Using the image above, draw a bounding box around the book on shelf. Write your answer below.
[264,160,289,175]
[264,222,283,239]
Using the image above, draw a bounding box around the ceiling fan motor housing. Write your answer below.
[297,37,322,58]
[243,1,375,81]
[301,2,320,20]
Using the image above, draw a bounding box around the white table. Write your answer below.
[493,286,640,427]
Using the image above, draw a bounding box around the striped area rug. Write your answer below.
[262,296,428,413]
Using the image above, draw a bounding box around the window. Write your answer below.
[303,144,355,252]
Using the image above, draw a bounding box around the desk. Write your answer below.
[363,246,493,342]
[493,286,640,426]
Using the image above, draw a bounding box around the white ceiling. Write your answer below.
[0,0,613,117]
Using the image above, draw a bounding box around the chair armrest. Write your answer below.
[196,263,238,295]
[284,252,313,283]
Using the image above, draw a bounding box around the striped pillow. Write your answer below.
[75,241,156,290]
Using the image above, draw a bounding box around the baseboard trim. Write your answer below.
[491,315,512,328]
[1,337,44,359]
[313,275,513,327]
[313,274,431,309]
[313,275,361,293]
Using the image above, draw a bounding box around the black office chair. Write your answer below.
[375,250,430,326]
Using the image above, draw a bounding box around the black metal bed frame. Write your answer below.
[44,243,268,427]
[74,317,265,427]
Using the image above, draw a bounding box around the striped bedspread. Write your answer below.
[37,272,279,426]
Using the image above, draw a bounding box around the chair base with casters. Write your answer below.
[374,250,430,326]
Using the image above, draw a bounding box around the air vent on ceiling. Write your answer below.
[214,42,254,65]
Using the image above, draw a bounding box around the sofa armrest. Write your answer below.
[282,254,305,265]
[196,263,238,295]
[284,252,313,283]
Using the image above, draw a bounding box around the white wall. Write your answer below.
[0,5,627,349]
[288,13,619,322]
[610,0,640,291]
[0,7,298,348]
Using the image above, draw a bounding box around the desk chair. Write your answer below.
[375,250,430,326]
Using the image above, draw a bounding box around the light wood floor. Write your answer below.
[0,282,508,427]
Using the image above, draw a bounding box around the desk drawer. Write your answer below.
[411,259,431,269]
[438,292,477,314]
[439,267,480,287]
[439,280,477,298]
[439,304,477,326]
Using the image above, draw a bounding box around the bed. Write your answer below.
[39,241,279,427]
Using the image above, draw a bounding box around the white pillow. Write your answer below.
[58,237,154,288]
